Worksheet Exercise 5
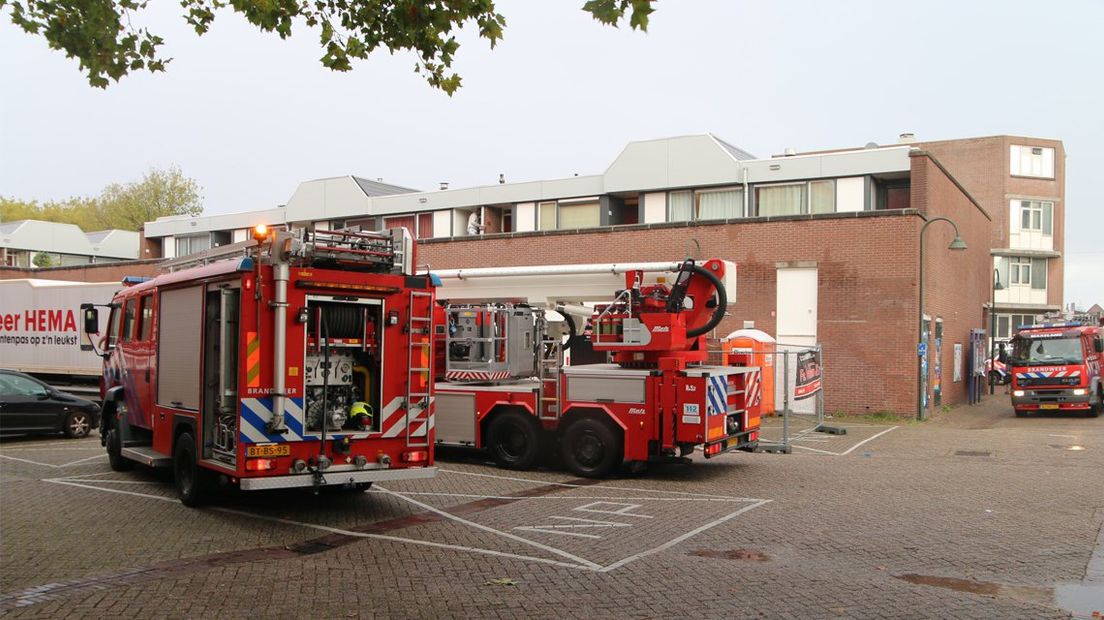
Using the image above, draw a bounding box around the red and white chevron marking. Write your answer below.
[445,370,512,381]
[746,370,762,407]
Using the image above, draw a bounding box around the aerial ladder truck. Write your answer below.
[431,258,762,477]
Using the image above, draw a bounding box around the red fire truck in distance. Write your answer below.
[81,226,437,505]
[433,258,762,478]
[1002,321,1104,417]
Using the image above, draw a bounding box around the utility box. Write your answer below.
[722,328,776,415]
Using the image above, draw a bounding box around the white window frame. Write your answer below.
[1010,258,1032,286]
[1017,200,1053,235]
[1010,145,1055,179]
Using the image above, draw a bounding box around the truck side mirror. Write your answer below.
[80,304,99,352]
[81,304,99,335]
[1094,339,1103,354]
[998,349,1009,364]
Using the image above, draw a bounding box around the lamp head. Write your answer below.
[948,236,967,251]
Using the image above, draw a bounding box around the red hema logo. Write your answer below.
[0,309,78,332]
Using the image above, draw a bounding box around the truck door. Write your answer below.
[131,294,156,430]
[118,297,153,429]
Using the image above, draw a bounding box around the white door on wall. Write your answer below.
[776,267,818,347]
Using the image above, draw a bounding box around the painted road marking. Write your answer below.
[43,469,770,574]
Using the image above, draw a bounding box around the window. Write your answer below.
[121,298,137,342]
[174,234,211,257]
[1018,200,1053,234]
[210,230,232,247]
[999,256,1048,290]
[557,202,600,229]
[696,188,743,220]
[996,314,1037,339]
[138,295,153,341]
[809,180,835,214]
[756,183,805,217]
[106,308,120,349]
[0,373,49,397]
[1010,258,1031,285]
[668,191,693,222]
[538,202,557,230]
[1010,145,1055,178]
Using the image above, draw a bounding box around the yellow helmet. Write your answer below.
[349,402,373,427]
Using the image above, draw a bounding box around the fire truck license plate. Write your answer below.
[247,444,290,458]
[1040,404,1059,410]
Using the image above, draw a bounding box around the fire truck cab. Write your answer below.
[1003,321,1104,417]
[82,226,437,505]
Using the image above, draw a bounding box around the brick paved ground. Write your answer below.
[2,397,1102,619]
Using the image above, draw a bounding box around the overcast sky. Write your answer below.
[1,0,1100,306]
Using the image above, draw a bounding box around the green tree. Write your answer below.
[31,251,55,267]
[1,166,202,231]
[0,0,654,93]
[91,166,203,230]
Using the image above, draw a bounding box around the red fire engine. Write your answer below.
[1002,321,1104,417]
[81,226,437,505]
[432,258,762,477]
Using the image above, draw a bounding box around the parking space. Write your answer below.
[2,400,1103,619]
[758,416,900,455]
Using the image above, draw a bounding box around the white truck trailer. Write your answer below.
[0,279,118,383]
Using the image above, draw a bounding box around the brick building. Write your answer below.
[2,134,1065,417]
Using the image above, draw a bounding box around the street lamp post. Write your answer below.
[917,216,968,421]
[989,268,1004,395]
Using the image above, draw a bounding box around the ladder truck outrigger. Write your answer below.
[432,258,762,477]
[81,225,438,506]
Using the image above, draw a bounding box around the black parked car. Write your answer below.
[0,369,100,438]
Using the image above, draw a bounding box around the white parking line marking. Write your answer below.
[60,454,107,467]
[0,454,61,468]
[439,468,767,502]
[597,499,771,573]
[374,485,603,570]
[839,426,900,455]
[42,471,772,574]
[369,491,750,502]
[575,502,653,518]
[43,475,594,571]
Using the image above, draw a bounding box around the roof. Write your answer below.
[351,177,419,196]
[142,134,914,238]
[0,220,138,259]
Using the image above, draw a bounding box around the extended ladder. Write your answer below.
[405,290,434,447]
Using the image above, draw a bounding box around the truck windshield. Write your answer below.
[1009,336,1084,365]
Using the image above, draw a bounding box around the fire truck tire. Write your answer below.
[487,411,542,470]
[105,427,133,472]
[1014,409,1028,418]
[560,417,622,478]
[64,411,92,438]
[174,432,214,507]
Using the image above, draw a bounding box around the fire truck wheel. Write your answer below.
[1014,409,1028,418]
[105,427,133,472]
[174,432,214,507]
[487,411,541,470]
[560,417,622,478]
[64,411,92,438]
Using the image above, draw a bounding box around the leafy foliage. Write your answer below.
[31,251,55,267]
[0,166,203,231]
[0,0,655,93]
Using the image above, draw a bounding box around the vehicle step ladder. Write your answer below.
[537,311,563,421]
[405,290,434,448]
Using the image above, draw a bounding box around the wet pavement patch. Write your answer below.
[895,574,1053,609]
[690,549,769,561]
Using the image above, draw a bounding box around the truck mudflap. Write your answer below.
[702,430,759,458]
[238,466,437,491]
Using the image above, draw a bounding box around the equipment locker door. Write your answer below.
[776,267,817,347]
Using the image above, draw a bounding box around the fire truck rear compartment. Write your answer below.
[302,300,383,435]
